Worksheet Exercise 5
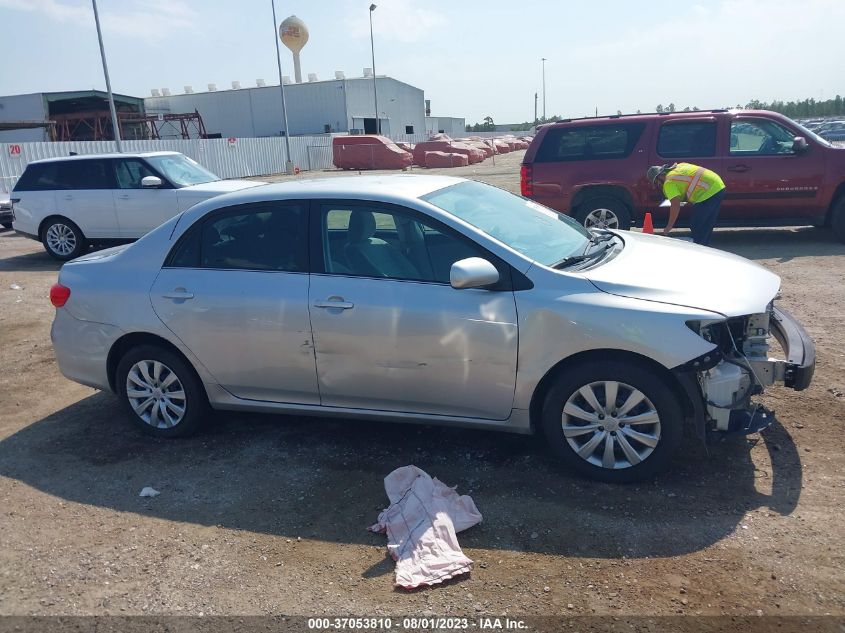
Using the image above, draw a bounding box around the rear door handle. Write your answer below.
[162,289,194,300]
[314,297,354,310]
[727,164,750,173]
[63,195,73,200]
[117,194,130,200]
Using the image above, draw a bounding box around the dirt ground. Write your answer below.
[1,149,844,622]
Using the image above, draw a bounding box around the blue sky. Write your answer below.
[1,0,843,124]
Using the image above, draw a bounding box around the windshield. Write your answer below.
[421,180,591,265]
[791,118,832,147]
[145,154,220,187]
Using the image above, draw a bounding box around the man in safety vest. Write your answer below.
[646,163,726,246]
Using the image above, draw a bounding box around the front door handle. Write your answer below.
[63,195,73,200]
[117,194,130,200]
[162,289,194,300]
[727,164,750,173]
[314,297,354,310]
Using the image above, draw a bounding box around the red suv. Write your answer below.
[521,109,845,242]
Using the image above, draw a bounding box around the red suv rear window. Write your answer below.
[534,123,645,163]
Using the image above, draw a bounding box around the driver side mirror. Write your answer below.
[450,257,500,290]
[141,175,163,188]
[792,136,809,154]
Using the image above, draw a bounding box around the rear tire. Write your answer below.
[540,359,684,483]
[574,197,631,231]
[41,217,87,260]
[116,345,209,438]
[1,222,12,230]
[831,197,845,243]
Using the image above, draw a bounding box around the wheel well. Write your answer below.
[528,349,696,432]
[825,181,845,227]
[38,215,83,240]
[571,186,634,215]
[107,332,203,394]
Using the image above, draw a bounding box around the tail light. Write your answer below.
[50,283,71,307]
[520,164,533,197]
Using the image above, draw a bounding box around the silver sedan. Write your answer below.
[49,175,814,482]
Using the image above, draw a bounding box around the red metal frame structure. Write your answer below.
[51,110,208,141]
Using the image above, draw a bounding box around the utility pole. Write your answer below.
[369,4,380,134]
[534,92,538,127]
[91,0,121,152]
[271,0,294,174]
[541,58,547,121]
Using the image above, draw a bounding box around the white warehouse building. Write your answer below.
[144,74,426,138]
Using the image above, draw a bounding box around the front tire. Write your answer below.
[574,197,631,231]
[541,359,684,483]
[116,345,208,438]
[41,217,87,260]
[831,197,845,243]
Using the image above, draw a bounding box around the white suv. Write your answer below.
[11,152,265,260]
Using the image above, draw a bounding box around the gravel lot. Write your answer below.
[1,150,844,621]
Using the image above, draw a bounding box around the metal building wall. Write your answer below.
[145,82,348,137]
[344,78,425,136]
[0,93,49,143]
[425,116,467,137]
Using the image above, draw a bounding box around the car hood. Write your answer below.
[582,231,780,317]
[180,179,266,194]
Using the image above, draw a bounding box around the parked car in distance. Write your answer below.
[818,120,845,142]
[11,152,265,259]
[49,175,814,483]
[521,109,845,242]
[0,195,12,229]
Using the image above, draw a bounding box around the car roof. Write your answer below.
[28,151,182,165]
[218,174,465,204]
[537,108,798,129]
[178,174,469,225]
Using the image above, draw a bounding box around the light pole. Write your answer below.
[541,57,547,122]
[271,0,294,174]
[91,0,121,151]
[369,4,379,134]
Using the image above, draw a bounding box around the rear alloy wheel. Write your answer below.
[116,345,208,438]
[541,360,683,482]
[42,217,86,260]
[575,197,631,231]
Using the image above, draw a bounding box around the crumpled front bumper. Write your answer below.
[770,306,815,391]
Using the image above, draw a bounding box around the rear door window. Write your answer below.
[56,160,114,190]
[535,123,645,162]
[166,203,308,272]
[657,121,717,158]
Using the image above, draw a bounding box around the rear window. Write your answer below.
[535,123,645,162]
[657,121,717,158]
[12,163,61,192]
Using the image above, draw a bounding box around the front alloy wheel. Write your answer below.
[541,360,683,482]
[562,381,661,469]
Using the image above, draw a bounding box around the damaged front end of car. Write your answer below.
[678,303,815,439]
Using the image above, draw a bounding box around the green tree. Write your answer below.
[668,103,676,112]
[656,104,664,113]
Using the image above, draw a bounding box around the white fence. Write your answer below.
[0,131,517,193]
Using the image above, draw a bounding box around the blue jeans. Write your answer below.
[690,189,725,246]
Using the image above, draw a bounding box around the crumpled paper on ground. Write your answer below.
[369,465,482,589]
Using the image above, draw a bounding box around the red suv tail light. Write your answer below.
[50,283,71,307]
[520,163,533,197]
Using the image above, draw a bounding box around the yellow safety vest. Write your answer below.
[663,163,725,204]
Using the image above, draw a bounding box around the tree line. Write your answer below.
[465,95,845,132]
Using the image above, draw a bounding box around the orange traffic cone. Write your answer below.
[642,212,654,234]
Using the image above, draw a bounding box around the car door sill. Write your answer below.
[204,383,531,434]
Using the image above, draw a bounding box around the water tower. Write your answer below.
[280,15,309,84]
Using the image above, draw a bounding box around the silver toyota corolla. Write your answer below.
[50,175,815,482]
